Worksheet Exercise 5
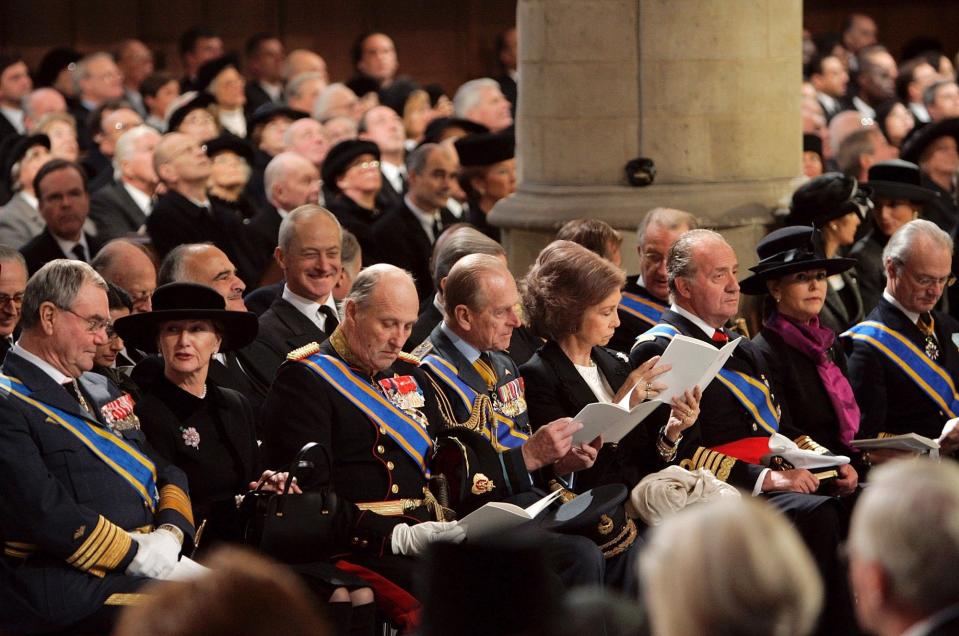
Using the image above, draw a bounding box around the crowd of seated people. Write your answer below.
[0,14,958,636]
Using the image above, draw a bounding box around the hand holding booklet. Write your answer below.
[570,334,737,445]
[458,489,563,539]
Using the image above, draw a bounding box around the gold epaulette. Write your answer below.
[679,446,736,482]
[396,351,421,365]
[793,435,830,455]
[287,341,321,361]
[410,339,434,358]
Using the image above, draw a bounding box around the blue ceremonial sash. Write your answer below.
[299,354,433,476]
[0,375,158,510]
[420,354,529,450]
[843,320,959,418]
[619,292,667,326]
[638,324,780,433]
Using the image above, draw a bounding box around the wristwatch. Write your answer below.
[158,523,185,546]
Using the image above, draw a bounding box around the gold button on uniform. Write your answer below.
[376,445,385,454]
[379,427,387,434]
[391,484,399,494]
[387,461,395,470]
[751,423,758,432]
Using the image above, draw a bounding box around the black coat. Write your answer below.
[921,172,959,235]
[820,269,864,335]
[0,351,193,633]
[244,280,284,316]
[375,169,405,213]
[405,295,442,353]
[752,325,854,455]
[326,194,382,265]
[20,228,103,275]
[245,203,282,269]
[609,275,668,354]
[88,180,149,243]
[845,297,959,439]
[372,201,439,303]
[243,297,334,389]
[848,229,886,316]
[519,340,649,490]
[136,376,259,548]
[146,189,260,286]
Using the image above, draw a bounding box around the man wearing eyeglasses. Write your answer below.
[0,259,194,634]
[845,219,959,455]
[0,247,27,362]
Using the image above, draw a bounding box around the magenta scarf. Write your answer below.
[764,311,860,448]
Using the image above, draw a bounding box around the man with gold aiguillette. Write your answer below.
[0,260,194,634]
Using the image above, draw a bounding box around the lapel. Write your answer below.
[271,297,327,339]
[823,282,849,324]
[2,351,104,425]
[663,310,755,374]
[400,202,435,249]
[210,385,255,478]
[876,297,925,347]
[428,324,488,393]
[112,182,148,228]
[592,346,630,392]
[538,340,605,409]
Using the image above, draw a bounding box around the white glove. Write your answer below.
[125,528,181,579]
[390,521,465,556]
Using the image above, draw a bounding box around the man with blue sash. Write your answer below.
[608,207,697,353]
[262,264,465,597]
[0,260,194,634]
[629,230,859,635]
[845,219,959,455]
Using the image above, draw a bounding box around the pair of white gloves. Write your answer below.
[391,520,465,556]
[125,527,181,578]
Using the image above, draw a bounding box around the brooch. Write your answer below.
[180,426,200,449]
[471,473,496,495]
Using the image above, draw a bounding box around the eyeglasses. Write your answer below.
[61,307,111,334]
[348,160,380,171]
[0,293,24,307]
[909,272,957,289]
[785,271,829,284]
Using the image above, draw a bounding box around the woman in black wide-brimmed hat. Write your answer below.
[116,282,377,636]
[741,226,862,462]
[848,159,940,313]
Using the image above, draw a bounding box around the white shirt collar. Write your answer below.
[53,233,90,261]
[122,182,153,215]
[19,191,37,210]
[883,290,920,324]
[9,344,72,385]
[671,303,722,338]
[260,81,282,102]
[852,95,876,119]
[817,92,839,111]
[275,206,290,220]
[0,106,25,134]
[218,109,247,138]
[440,320,481,363]
[282,284,337,331]
[909,102,931,123]
[381,160,405,193]
[432,293,444,315]
[404,194,440,241]
[901,604,959,636]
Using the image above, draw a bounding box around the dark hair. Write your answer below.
[33,159,87,201]
[179,26,218,57]
[351,32,377,67]
[106,281,133,312]
[896,57,934,103]
[555,219,622,261]
[140,71,177,99]
[86,99,134,136]
[245,32,278,58]
[523,240,625,341]
[804,52,834,80]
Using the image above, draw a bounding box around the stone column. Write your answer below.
[493,0,802,273]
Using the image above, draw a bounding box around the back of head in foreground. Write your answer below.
[639,496,823,636]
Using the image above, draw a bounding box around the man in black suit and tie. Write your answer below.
[0,247,27,362]
[243,33,285,117]
[373,143,457,303]
[244,205,342,389]
[0,55,32,147]
[89,126,160,242]
[359,105,407,211]
[21,159,103,274]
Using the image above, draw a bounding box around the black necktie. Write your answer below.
[71,243,87,262]
[431,216,442,243]
[319,305,339,334]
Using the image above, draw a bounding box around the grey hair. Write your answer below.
[264,151,312,207]
[112,125,159,181]
[157,243,212,286]
[313,83,355,121]
[666,229,724,297]
[848,459,959,615]
[284,72,325,103]
[923,79,957,108]
[883,219,953,270]
[277,204,342,253]
[23,88,67,123]
[406,142,447,175]
[636,207,699,246]
[0,245,26,269]
[74,52,114,92]
[453,78,500,119]
[432,225,505,287]
[344,263,413,311]
[20,260,107,330]
[341,229,361,266]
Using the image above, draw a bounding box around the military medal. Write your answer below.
[100,393,141,432]
[925,336,940,361]
[494,377,527,418]
[378,375,428,428]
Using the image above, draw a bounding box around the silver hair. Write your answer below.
[281,118,321,149]
[883,219,953,270]
[406,142,447,175]
[277,204,342,254]
[432,226,504,287]
[112,125,159,182]
[23,88,66,123]
[20,260,107,330]
[264,151,312,207]
[284,72,325,103]
[74,52,114,92]
[344,263,413,311]
[157,242,212,286]
[313,83,355,121]
[666,229,724,297]
[0,245,26,269]
[848,459,959,615]
[453,78,500,119]
[636,207,699,246]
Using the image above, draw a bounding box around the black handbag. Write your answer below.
[239,442,340,564]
